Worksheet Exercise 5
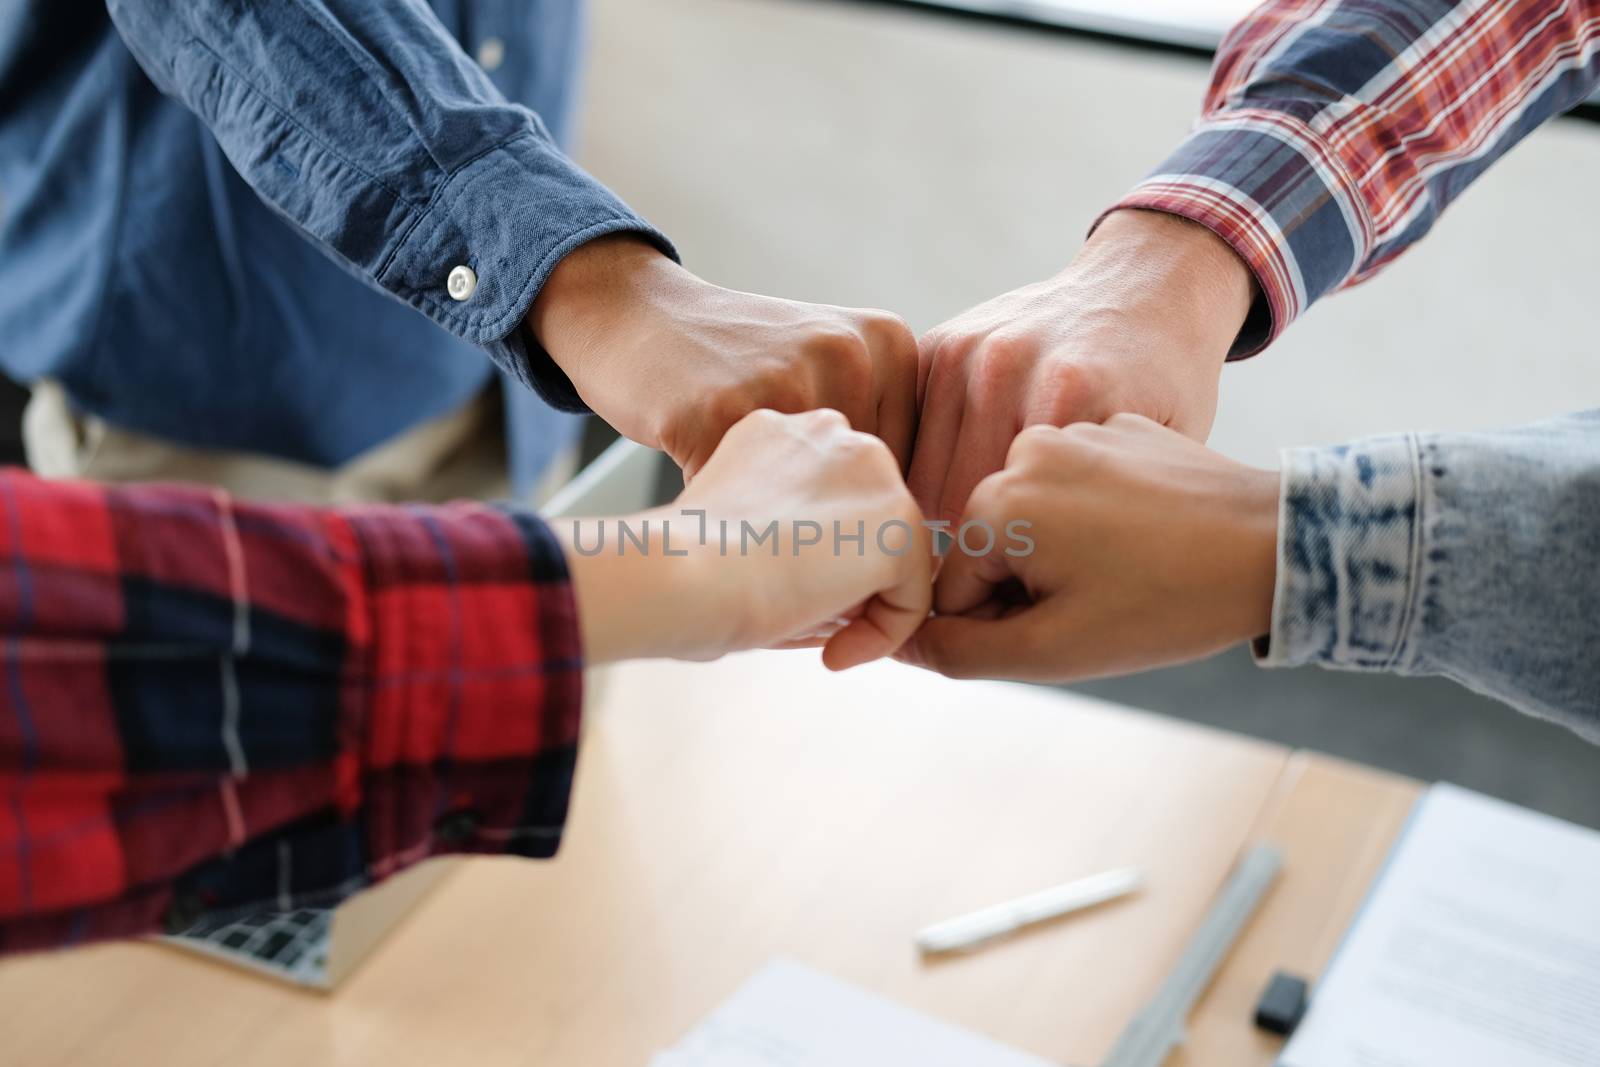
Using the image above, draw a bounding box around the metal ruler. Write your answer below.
[1099,843,1284,1067]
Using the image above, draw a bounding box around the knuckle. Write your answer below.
[978,331,1031,369]
[1038,359,1105,421]
[803,406,851,432]
[836,422,875,448]
[718,407,782,448]
[919,329,971,372]
[1014,422,1062,450]
[966,469,1019,520]
[1059,418,1106,441]
[1006,423,1064,468]
[1055,424,1106,460]
[808,326,876,401]
[846,428,898,470]
[919,335,972,395]
[969,333,1036,398]
[864,308,915,345]
[936,321,982,355]
[761,373,813,414]
[809,323,870,364]
[745,406,785,425]
[1104,411,1156,433]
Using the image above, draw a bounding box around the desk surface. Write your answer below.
[0,652,1419,1067]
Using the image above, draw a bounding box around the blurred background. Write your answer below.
[2,0,1595,823]
[573,0,1600,827]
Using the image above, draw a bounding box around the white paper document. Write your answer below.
[650,958,1055,1067]
[1280,784,1600,1067]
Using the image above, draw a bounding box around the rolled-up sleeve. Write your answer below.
[1259,413,1600,737]
[1104,0,1600,357]
[106,0,676,409]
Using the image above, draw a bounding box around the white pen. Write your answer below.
[915,866,1145,955]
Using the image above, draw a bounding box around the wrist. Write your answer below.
[1076,209,1257,356]
[555,509,731,664]
[526,234,688,384]
[1231,465,1281,642]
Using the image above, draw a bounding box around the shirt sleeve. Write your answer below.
[1104,0,1600,356]
[104,0,676,411]
[1257,411,1600,738]
[0,469,583,953]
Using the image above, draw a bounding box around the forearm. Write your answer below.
[1261,412,1600,735]
[1108,0,1600,355]
[0,473,582,951]
[0,409,927,950]
[105,0,675,407]
[554,509,730,664]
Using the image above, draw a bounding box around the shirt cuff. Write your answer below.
[353,502,585,873]
[1254,432,1423,672]
[1099,110,1374,358]
[375,130,678,412]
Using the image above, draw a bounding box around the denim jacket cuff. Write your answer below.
[1255,432,1423,672]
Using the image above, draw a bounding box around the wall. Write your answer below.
[574,0,1600,467]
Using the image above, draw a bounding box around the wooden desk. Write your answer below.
[1175,754,1420,1065]
[0,652,1419,1067]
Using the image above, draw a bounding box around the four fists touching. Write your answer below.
[546,211,1276,681]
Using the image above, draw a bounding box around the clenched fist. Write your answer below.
[529,236,919,479]
[907,210,1256,523]
[904,414,1279,682]
[558,409,932,672]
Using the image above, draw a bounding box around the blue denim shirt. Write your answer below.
[0,0,672,493]
[1263,411,1600,738]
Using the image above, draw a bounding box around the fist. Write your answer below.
[676,408,933,669]
[905,414,1279,682]
[907,210,1255,523]
[530,236,919,480]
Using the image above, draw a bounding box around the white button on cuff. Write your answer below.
[447,264,478,301]
[476,37,505,72]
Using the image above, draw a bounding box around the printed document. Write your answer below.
[1280,784,1600,1067]
[650,958,1054,1067]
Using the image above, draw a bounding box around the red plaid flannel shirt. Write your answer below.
[1108,0,1600,355]
[0,469,582,953]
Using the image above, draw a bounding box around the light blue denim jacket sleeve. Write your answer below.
[104,0,675,410]
[1260,412,1600,739]
[1259,411,1600,738]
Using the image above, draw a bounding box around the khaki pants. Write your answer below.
[23,381,575,506]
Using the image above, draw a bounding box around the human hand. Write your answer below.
[907,209,1256,523]
[529,236,919,479]
[556,409,932,671]
[902,414,1279,682]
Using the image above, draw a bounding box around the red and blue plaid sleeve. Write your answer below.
[1106,0,1600,355]
[0,469,582,953]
